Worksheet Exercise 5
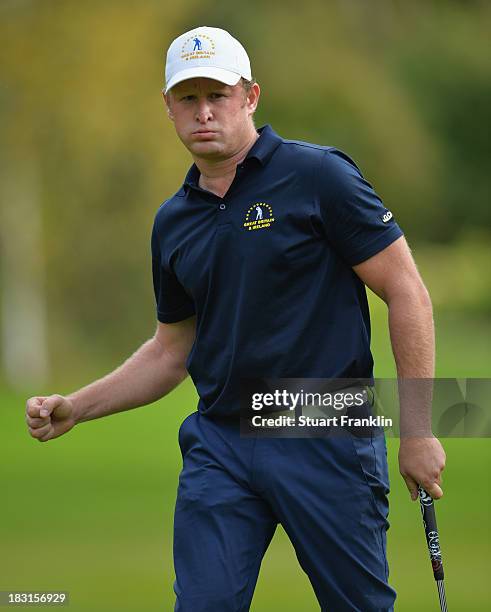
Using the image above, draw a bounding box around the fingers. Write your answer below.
[423,482,444,500]
[403,475,443,501]
[28,422,53,442]
[26,397,51,441]
[26,397,47,419]
[26,394,65,419]
[422,462,445,498]
[402,474,419,501]
[39,426,55,442]
[26,415,50,429]
[26,394,75,443]
[26,395,65,442]
[39,395,64,418]
[399,437,446,503]
[28,418,66,443]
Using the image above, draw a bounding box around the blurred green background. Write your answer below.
[1,0,490,610]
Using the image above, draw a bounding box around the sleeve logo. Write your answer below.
[381,209,393,223]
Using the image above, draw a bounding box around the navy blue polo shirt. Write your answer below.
[151,125,403,417]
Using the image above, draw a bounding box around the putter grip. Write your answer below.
[418,486,444,581]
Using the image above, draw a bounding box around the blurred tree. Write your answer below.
[0,0,199,383]
[0,0,489,386]
[0,158,48,388]
[392,2,491,241]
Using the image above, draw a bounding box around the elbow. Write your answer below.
[387,280,433,312]
[150,336,189,383]
[415,282,433,312]
[175,364,189,384]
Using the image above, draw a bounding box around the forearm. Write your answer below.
[387,287,435,436]
[69,337,187,423]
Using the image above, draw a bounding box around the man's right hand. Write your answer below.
[26,395,76,442]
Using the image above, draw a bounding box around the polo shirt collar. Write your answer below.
[183,124,282,192]
[246,124,283,166]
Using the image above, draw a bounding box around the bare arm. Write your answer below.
[354,236,434,380]
[70,317,196,422]
[353,236,446,500]
[26,317,196,441]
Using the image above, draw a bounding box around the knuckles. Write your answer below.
[421,479,435,490]
[29,426,50,440]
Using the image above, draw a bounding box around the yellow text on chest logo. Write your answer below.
[243,203,275,231]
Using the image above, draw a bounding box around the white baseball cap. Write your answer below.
[164,26,252,94]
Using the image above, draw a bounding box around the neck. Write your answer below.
[194,127,259,198]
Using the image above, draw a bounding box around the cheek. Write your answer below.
[221,101,246,122]
[172,111,193,132]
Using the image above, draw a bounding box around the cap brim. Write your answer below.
[165,67,242,93]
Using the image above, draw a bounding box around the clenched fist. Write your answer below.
[399,436,446,501]
[26,394,76,442]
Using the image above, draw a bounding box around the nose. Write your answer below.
[195,97,213,123]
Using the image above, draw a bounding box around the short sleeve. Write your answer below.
[317,149,404,266]
[151,217,195,323]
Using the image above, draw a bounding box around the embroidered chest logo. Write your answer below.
[181,33,216,61]
[243,203,275,231]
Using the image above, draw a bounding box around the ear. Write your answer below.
[246,82,261,116]
[163,91,174,121]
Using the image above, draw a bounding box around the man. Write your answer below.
[26,26,446,611]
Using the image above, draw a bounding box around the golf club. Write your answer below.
[418,486,448,611]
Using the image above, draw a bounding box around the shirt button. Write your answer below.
[219,203,226,210]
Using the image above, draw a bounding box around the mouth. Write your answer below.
[192,129,217,137]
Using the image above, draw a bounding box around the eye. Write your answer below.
[180,95,196,102]
[209,93,225,100]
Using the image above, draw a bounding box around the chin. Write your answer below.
[189,141,224,157]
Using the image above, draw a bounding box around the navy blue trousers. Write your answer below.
[173,412,396,611]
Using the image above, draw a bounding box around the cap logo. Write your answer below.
[181,33,216,61]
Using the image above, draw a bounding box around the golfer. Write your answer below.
[26,26,446,611]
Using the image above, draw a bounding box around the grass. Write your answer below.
[1,306,490,610]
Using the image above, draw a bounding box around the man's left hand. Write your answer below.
[398,436,446,501]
